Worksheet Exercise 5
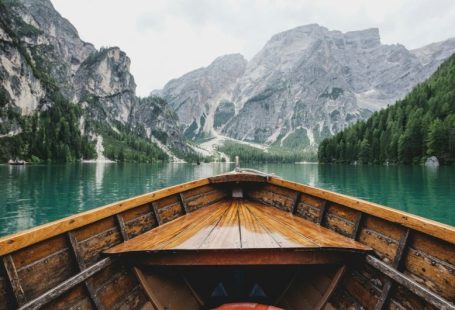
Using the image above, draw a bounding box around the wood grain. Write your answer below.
[106,199,371,256]
[268,177,455,245]
[0,178,210,255]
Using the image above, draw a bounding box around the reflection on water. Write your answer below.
[0,163,454,236]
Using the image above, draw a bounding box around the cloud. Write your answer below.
[51,0,455,96]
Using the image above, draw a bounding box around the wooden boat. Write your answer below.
[0,170,454,310]
[7,160,28,166]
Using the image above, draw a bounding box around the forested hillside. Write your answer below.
[0,0,195,163]
[318,53,455,165]
[219,141,316,163]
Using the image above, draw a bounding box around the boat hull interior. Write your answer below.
[0,172,454,309]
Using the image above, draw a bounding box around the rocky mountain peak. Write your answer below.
[0,0,193,162]
[75,47,136,99]
[159,24,455,149]
[158,53,247,139]
[344,28,381,48]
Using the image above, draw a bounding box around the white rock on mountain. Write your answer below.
[157,24,455,148]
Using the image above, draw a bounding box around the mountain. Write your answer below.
[157,24,455,149]
[318,53,455,164]
[0,0,192,162]
[156,54,247,140]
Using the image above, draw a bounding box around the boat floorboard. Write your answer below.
[105,199,371,256]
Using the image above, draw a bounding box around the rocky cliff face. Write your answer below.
[157,54,247,140]
[158,24,455,148]
[0,0,190,161]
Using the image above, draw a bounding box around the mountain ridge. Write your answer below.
[157,23,455,149]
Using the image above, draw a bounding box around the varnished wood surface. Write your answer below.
[0,178,210,256]
[122,249,363,266]
[269,177,455,245]
[0,171,454,309]
[105,199,371,254]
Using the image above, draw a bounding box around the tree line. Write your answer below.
[319,53,455,165]
[219,141,316,163]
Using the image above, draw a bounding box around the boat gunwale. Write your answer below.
[269,177,455,245]
[0,171,454,257]
[0,177,210,255]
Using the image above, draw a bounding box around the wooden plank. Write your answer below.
[168,203,230,250]
[351,213,363,240]
[151,202,162,226]
[179,193,189,214]
[17,249,77,301]
[181,185,217,200]
[120,204,151,222]
[96,270,138,309]
[410,232,455,266]
[124,212,157,239]
[324,213,355,237]
[0,178,209,256]
[106,199,370,255]
[67,232,104,310]
[363,216,403,241]
[247,189,294,212]
[374,228,410,310]
[2,255,26,306]
[393,229,410,268]
[110,285,147,310]
[315,265,346,310]
[358,228,399,264]
[42,284,91,310]
[116,214,129,241]
[105,203,230,253]
[366,255,455,310]
[291,192,301,214]
[133,267,164,310]
[199,200,241,249]
[77,227,123,267]
[402,248,455,300]
[342,270,381,309]
[17,258,112,310]
[209,173,268,183]
[124,249,364,266]
[238,200,280,248]
[138,269,200,310]
[246,202,371,250]
[375,280,393,310]
[185,189,227,212]
[116,213,157,308]
[268,177,455,245]
[318,201,328,225]
[389,284,435,310]
[156,203,184,224]
[12,235,68,270]
[295,201,320,223]
[68,232,87,270]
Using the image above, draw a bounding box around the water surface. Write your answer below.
[0,163,453,236]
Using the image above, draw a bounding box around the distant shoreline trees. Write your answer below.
[319,54,455,165]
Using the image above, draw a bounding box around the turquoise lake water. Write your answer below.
[0,163,454,236]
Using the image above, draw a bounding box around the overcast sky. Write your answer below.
[51,0,455,97]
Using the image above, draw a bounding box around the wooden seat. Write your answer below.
[105,199,371,265]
